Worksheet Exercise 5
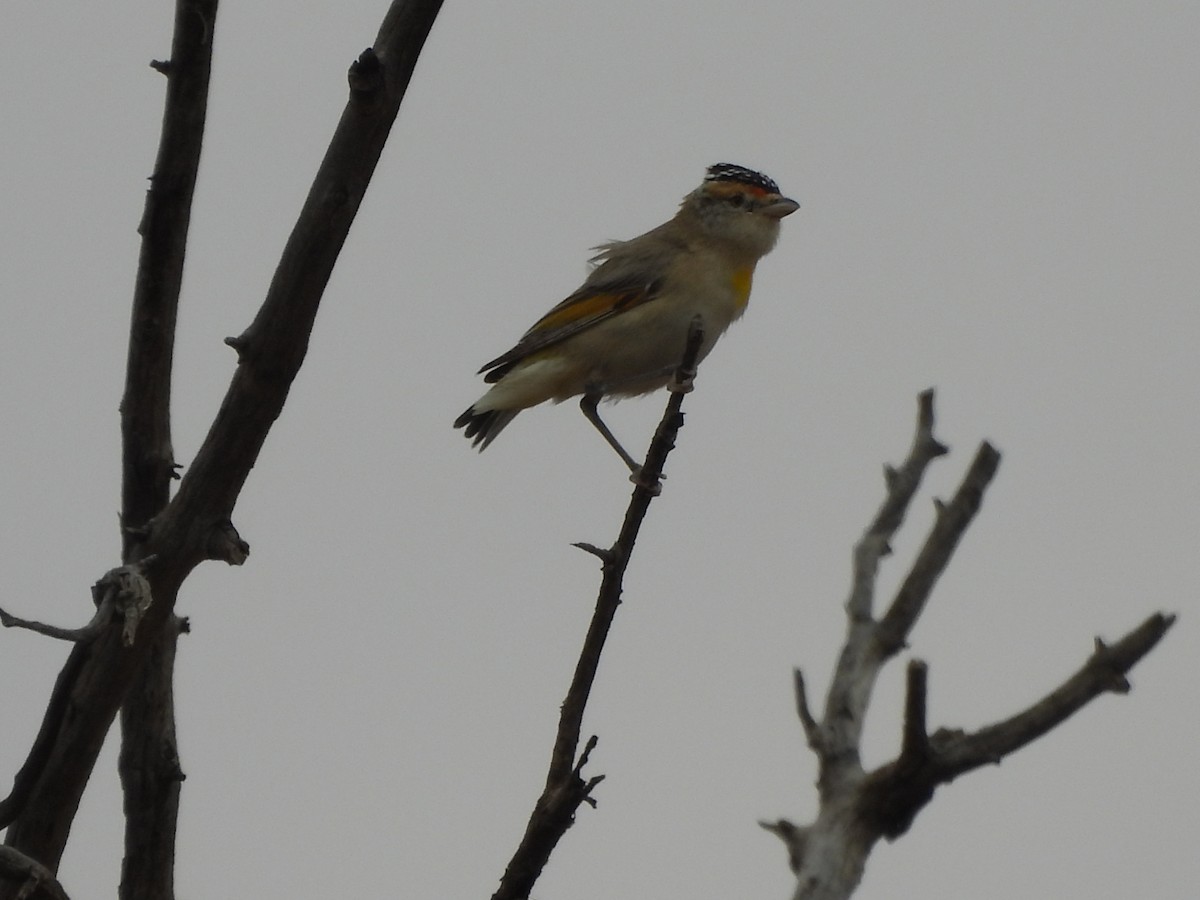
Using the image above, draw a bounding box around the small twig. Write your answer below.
[792,669,824,753]
[0,598,115,643]
[573,736,606,808]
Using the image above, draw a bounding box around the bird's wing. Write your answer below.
[477,252,671,383]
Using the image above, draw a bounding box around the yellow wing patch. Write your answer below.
[478,285,659,381]
[530,291,636,333]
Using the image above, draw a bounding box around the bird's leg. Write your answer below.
[579,392,640,473]
[669,328,700,394]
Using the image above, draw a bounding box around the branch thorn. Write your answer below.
[571,542,614,565]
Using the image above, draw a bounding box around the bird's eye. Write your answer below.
[727,193,748,209]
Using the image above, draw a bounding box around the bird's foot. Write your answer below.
[667,371,695,394]
[629,467,664,496]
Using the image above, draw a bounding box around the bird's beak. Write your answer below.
[759,196,800,219]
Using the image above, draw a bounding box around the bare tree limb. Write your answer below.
[120,0,214,558]
[0,1,445,884]
[859,612,1176,841]
[492,320,705,900]
[931,611,1175,778]
[158,0,443,568]
[116,3,208,875]
[119,616,187,900]
[0,561,157,843]
[764,392,1176,900]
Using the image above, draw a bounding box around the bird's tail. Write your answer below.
[454,406,520,451]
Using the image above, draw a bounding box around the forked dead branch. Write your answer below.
[0,4,446,899]
[762,390,1175,900]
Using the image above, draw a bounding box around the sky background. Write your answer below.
[1,2,1197,898]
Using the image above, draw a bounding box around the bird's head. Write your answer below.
[683,163,799,259]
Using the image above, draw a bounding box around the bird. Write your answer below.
[454,163,798,472]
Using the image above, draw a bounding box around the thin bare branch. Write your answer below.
[549,318,705,786]
[865,388,949,540]
[121,0,216,560]
[845,391,947,622]
[0,599,114,644]
[0,563,153,646]
[874,441,1001,656]
[492,320,705,900]
[792,669,824,753]
[937,612,1176,775]
[818,392,957,796]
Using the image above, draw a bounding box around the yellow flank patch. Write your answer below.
[731,267,754,310]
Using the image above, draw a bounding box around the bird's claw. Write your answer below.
[668,371,695,394]
[630,468,664,496]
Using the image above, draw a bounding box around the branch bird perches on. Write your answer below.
[491,318,706,900]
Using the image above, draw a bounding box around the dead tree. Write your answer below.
[760,391,1174,899]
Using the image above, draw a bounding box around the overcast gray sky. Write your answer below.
[2,2,1196,898]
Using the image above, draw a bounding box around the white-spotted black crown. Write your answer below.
[705,163,781,195]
